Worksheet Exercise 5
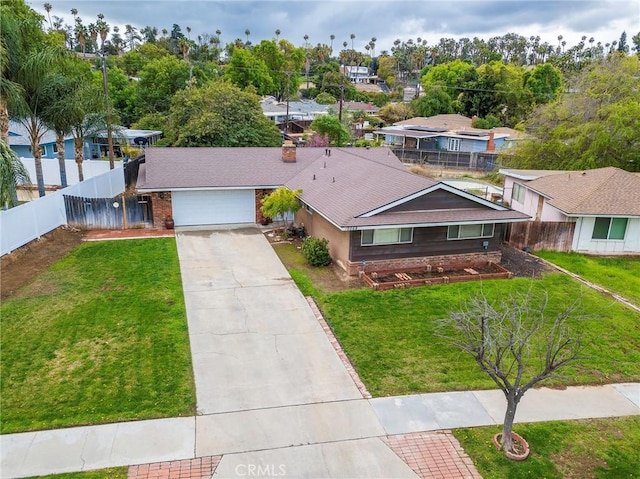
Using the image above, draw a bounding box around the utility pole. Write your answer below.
[285,71,291,134]
[338,78,345,122]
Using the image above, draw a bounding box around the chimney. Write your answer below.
[282,140,296,163]
[486,131,496,152]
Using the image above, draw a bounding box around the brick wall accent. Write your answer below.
[255,189,274,223]
[344,251,502,276]
[149,192,173,229]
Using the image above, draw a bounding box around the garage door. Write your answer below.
[172,190,256,226]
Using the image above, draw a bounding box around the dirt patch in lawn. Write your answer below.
[500,245,555,278]
[1,226,85,300]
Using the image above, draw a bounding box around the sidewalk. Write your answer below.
[2,383,638,478]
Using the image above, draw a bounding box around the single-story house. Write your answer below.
[500,167,640,254]
[137,144,529,275]
[8,120,162,160]
[261,97,329,125]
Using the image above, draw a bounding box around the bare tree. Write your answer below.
[440,288,585,455]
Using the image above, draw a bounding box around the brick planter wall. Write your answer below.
[345,251,502,276]
[149,192,173,229]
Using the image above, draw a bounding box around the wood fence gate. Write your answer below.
[64,194,153,229]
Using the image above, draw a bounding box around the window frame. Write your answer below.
[447,223,495,240]
[361,227,414,246]
[591,217,628,240]
[512,183,525,204]
[447,138,461,152]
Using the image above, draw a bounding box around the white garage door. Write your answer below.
[172,190,256,226]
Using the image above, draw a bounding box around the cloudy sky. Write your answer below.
[32,0,639,52]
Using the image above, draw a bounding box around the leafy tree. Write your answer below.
[254,39,305,101]
[136,56,191,115]
[260,187,302,227]
[0,139,30,208]
[164,80,282,147]
[523,63,563,104]
[224,48,274,95]
[377,102,414,124]
[507,54,640,171]
[315,92,336,104]
[411,85,454,117]
[92,66,138,127]
[440,289,584,456]
[420,59,477,100]
[310,114,350,146]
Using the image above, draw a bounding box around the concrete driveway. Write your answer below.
[176,226,364,413]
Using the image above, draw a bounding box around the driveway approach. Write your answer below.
[177,226,363,413]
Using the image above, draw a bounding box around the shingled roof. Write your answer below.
[523,167,640,216]
[138,146,528,229]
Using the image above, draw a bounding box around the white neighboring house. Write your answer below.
[501,167,640,254]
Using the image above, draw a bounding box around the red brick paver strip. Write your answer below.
[383,431,482,479]
[128,456,221,479]
[84,229,175,241]
[306,297,372,399]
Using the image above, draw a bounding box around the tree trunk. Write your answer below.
[74,136,84,182]
[32,138,46,197]
[56,132,68,188]
[501,392,519,452]
[0,99,9,144]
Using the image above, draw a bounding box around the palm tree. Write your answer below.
[0,140,31,208]
[186,26,191,40]
[74,18,86,57]
[43,3,52,30]
[350,33,355,50]
[329,34,335,56]
[303,34,309,48]
[70,7,77,22]
[13,45,65,197]
[275,29,280,40]
[245,29,251,43]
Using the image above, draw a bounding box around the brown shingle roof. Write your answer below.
[138,146,529,229]
[525,167,640,216]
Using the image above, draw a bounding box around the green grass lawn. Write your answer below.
[28,467,128,479]
[453,416,640,479]
[312,273,640,397]
[536,251,640,306]
[0,239,196,434]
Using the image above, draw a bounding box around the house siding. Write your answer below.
[573,216,640,254]
[349,224,503,264]
[296,208,351,268]
[386,189,485,213]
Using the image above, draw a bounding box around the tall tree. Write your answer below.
[508,54,640,171]
[164,80,282,147]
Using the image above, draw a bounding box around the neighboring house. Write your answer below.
[340,65,370,83]
[261,97,330,125]
[374,114,514,153]
[136,144,529,275]
[7,120,75,160]
[8,120,162,160]
[501,167,640,254]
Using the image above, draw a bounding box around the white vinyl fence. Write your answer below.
[20,158,122,186]
[1,168,124,256]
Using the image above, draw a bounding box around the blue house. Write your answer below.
[373,114,516,153]
[8,121,162,160]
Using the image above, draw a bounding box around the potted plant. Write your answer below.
[164,215,174,229]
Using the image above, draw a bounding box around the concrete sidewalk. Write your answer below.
[2,383,638,478]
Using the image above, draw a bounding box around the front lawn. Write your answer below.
[315,274,640,397]
[28,468,128,479]
[536,251,640,306]
[0,239,196,434]
[453,416,640,479]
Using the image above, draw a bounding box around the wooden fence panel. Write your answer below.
[64,194,153,229]
[505,221,576,252]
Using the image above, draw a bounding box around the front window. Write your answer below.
[361,228,413,246]
[448,223,495,240]
[448,138,461,151]
[592,217,627,240]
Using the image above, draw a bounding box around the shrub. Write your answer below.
[315,92,337,104]
[301,237,331,267]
